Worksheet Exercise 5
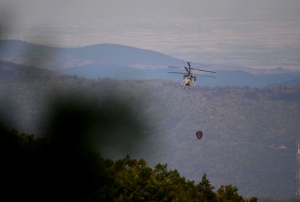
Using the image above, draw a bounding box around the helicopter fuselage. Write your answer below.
[168,62,215,89]
[181,74,195,89]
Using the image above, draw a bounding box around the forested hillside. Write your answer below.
[0,60,300,199]
[2,129,259,201]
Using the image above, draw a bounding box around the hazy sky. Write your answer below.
[1,0,300,70]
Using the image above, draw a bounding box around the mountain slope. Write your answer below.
[0,40,185,69]
[63,43,184,67]
[0,40,300,88]
[0,60,299,198]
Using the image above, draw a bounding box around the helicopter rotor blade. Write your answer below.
[184,66,190,73]
[168,66,180,68]
[168,72,185,74]
[190,68,216,73]
[187,62,190,68]
[194,74,216,78]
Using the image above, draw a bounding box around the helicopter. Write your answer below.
[168,62,216,89]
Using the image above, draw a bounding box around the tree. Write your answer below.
[217,184,251,202]
[192,173,217,202]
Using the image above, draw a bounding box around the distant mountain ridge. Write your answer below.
[0,40,300,87]
[0,40,185,69]
[63,43,185,68]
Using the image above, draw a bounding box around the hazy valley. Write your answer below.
[0,57,299,199]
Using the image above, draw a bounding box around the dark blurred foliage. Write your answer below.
[0,128,259,201]
[0,127,112,201]
[0,11,148,201]
[41,95,147,201]
[42,93,148,156]
[0,71,149,201]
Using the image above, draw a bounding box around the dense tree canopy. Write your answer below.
[1,128,257,201]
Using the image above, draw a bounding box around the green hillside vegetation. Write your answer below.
[0,60,300,199]
[1,128,258,201]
